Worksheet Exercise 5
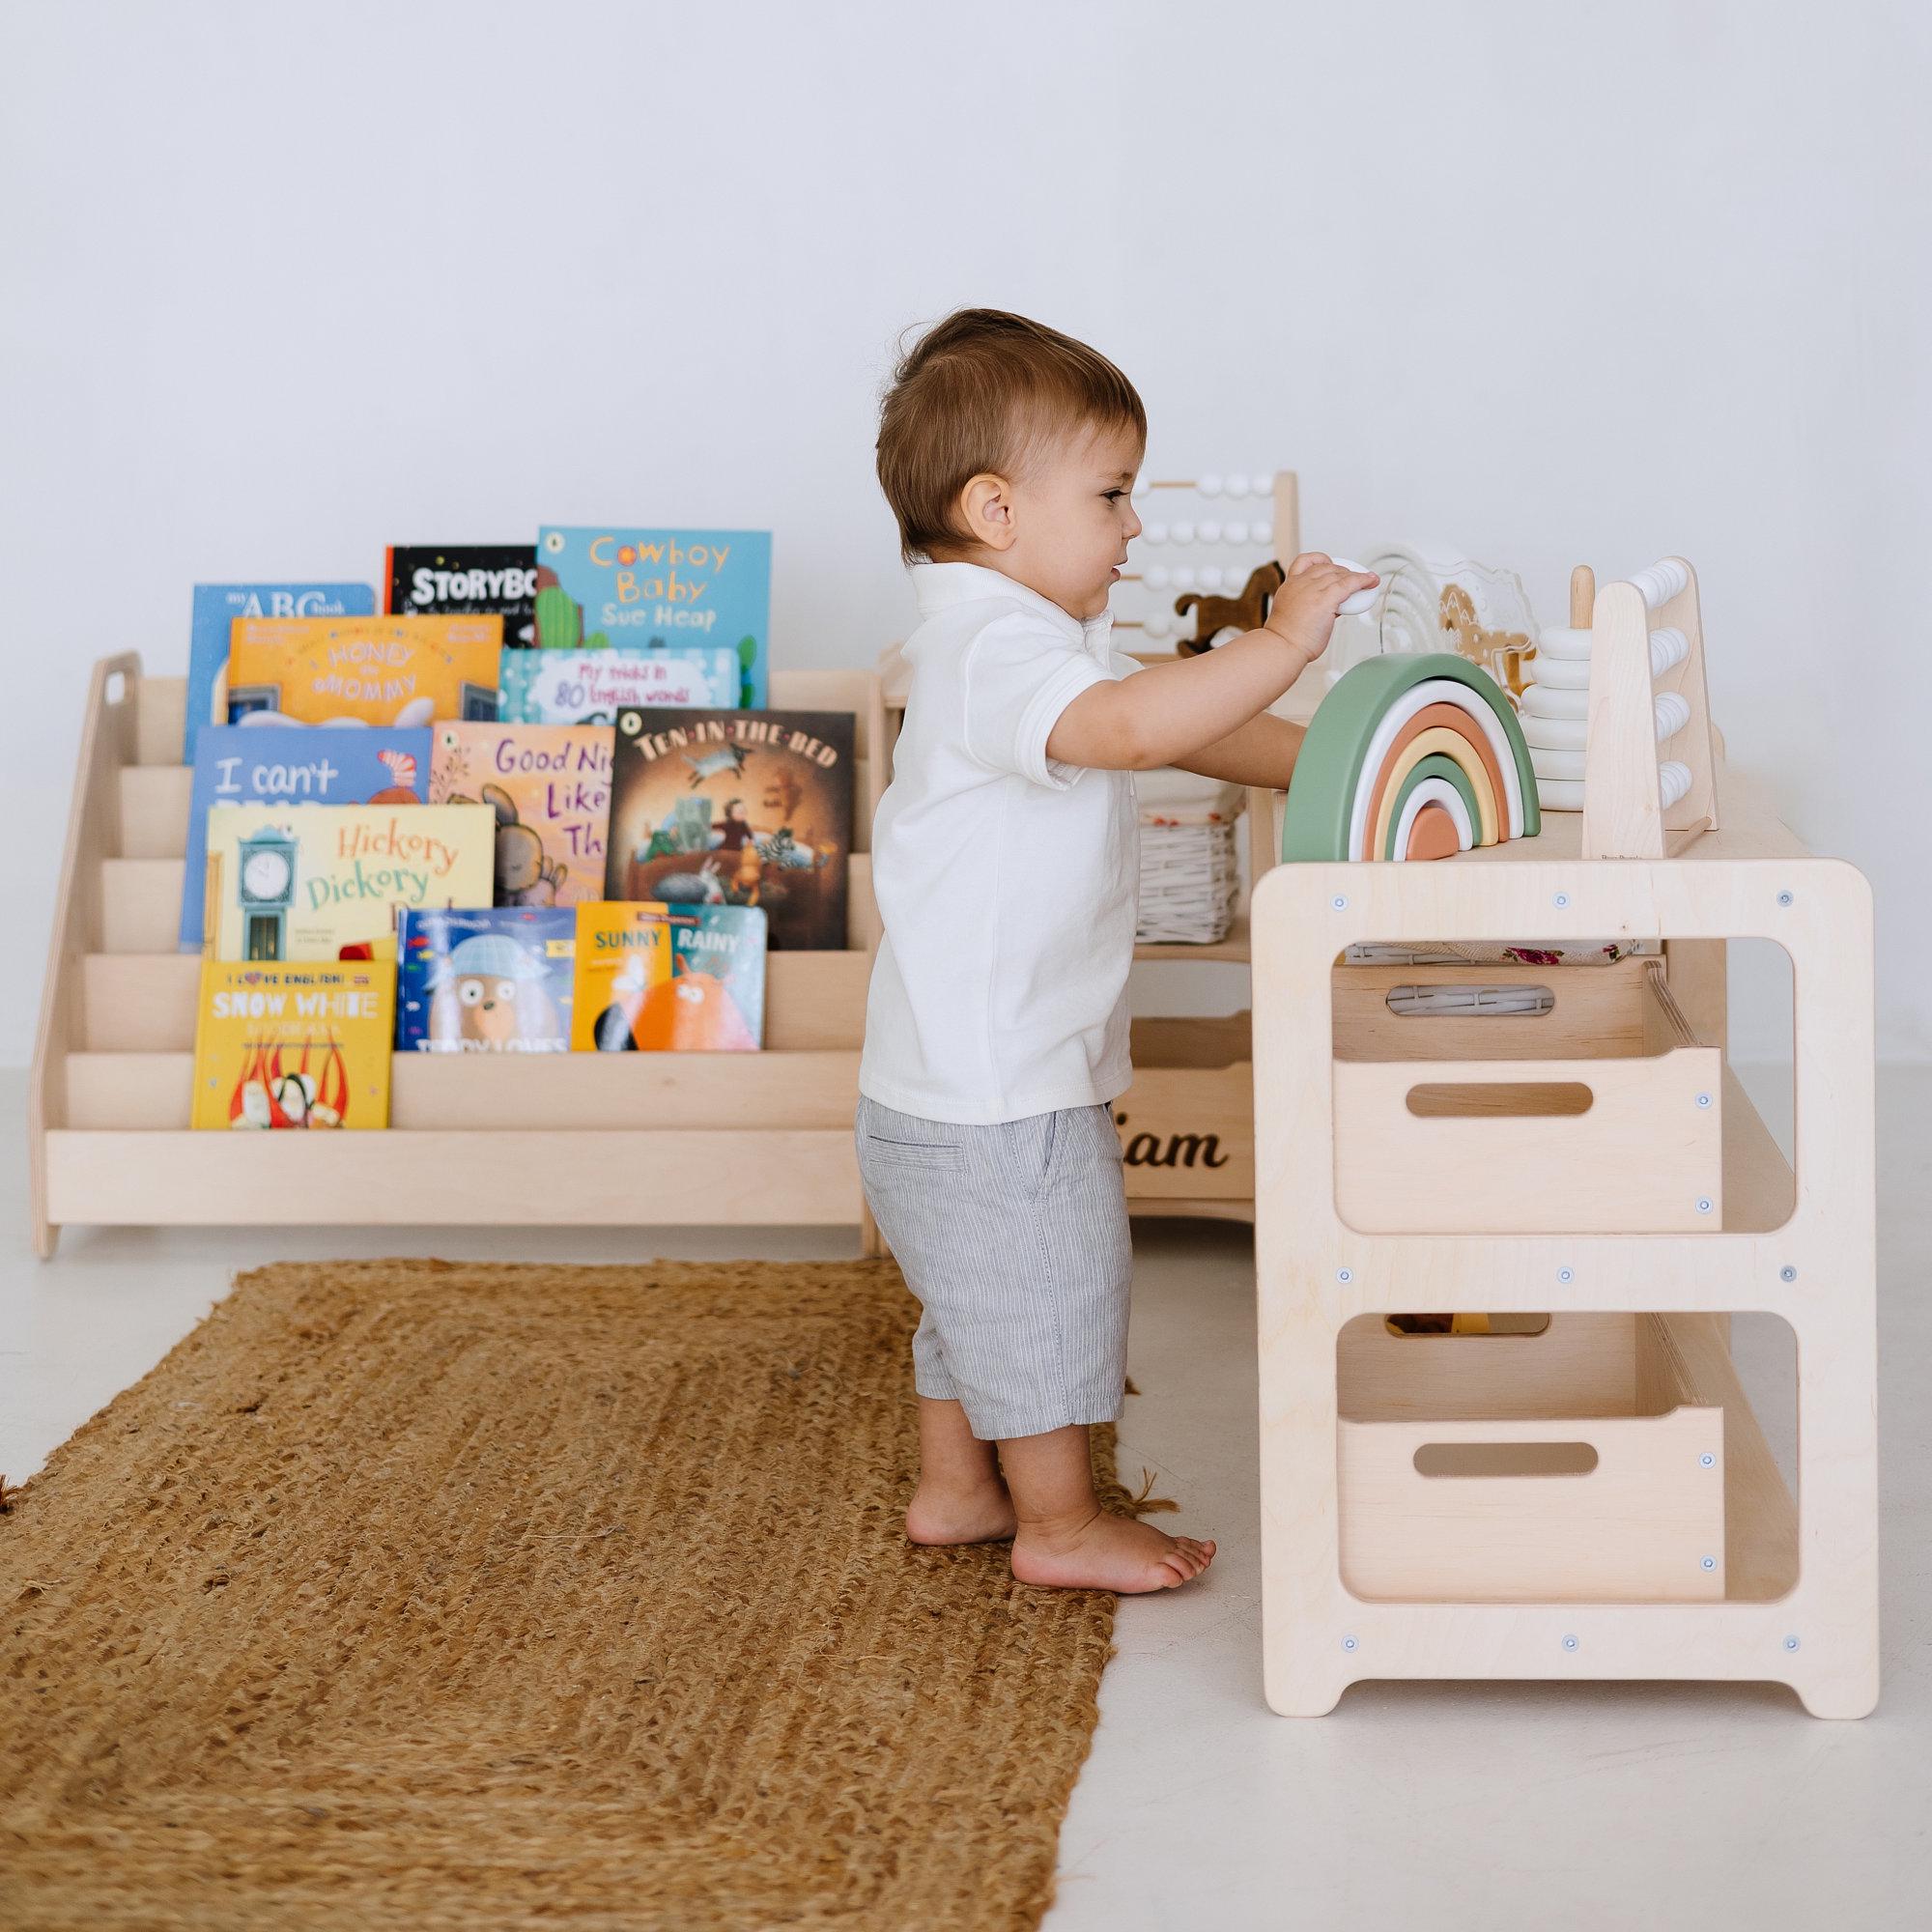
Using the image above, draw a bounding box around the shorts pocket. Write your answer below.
[863,1132,965,1171]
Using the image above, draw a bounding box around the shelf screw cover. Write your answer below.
[1336,1267,1353,1284]
[1783,1634,1801,1651]
[1700,1452,1716,1467]
[1696,1197,1714,1214]
[1779,1265,1798,1283]
[1562,1634,1579,1651]
[1701,1555,1717,1571]
[1331,895,1349,910]
[1695,1093,1712,1108]
[1342,1635,1358,1652]
[1557,1266,1574,1284]
[1776,890,1794,906]
[1553,892,1570,908]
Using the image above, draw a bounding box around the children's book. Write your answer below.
[227,614,502,727]
[180,724,431,951]
[572,901,766,1051]
[604,708,853,951]
[202,802,496,961]
[497,645,740,724]
[384,546,539,647]
[428,722,612,906]
[396,906,574,1054]
[186,582,375,761]
[190,957,395,1129]
[534,526,770,707]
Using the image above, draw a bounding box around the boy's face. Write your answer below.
[966,420,1145,622]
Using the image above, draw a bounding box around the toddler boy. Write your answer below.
[859,309,1375,1592]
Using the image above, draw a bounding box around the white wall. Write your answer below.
[4,0,1926,1062]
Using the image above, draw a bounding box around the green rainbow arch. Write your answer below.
[1281,652,1541,863]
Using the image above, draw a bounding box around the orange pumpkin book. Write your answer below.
[570,901,765,1051]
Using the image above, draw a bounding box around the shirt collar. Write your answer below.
[910,560,1113,651]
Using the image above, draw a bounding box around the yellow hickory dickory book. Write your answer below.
[190,957,396,1129]
[226,613,503,727]
[202,803,497,961]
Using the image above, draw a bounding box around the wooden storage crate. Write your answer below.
[29,657,889,1257]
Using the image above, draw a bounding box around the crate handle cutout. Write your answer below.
[1383,1313,1552,1337]
[1405,1080,1593,1119]
[1412,1440,1600,1478]
[1384,982,1554,1018]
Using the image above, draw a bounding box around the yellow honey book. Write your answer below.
[227,613,503,727]
[190,959,396,1129]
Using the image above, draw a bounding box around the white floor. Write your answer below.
[6,1069,1926,1932]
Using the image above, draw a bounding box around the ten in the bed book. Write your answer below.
[603,708,853,950]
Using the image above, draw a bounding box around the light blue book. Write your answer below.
[497,645,741,724]
[178,724,432,951]
[185,583,374,762]
[533,526,769,707]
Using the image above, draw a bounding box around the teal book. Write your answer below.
[533,526,769,707]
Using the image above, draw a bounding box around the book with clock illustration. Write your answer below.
[201,803,496,962]
[189,957,395,1130]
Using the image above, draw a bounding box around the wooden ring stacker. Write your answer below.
[1358,703,1512,856]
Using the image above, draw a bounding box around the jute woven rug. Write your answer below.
[1,1258,1156,1932]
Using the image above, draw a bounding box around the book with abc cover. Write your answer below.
[570,901,766,1051]
[180,724,432,952]
[190,958,395,1129]
[202,803,496,961]
[227,613,503,726]
[186,582,376,761]
[533,526,770,707]
[428,722,613,907]
[396,907,574,1054]
[603,708,853,951]
[384,545,539,647]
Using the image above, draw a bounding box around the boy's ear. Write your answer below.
[956,472,1018,553]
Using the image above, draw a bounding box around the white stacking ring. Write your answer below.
[1522,713,1587,752]
[1329,555,1378,617]
[1523,683,1590,721]
[1654,690,1690,741]
[1537,625,1593,661]
[1629,558,1690,610]
[1660,760,1693,808]
[1649,627,1690,675]
[1530,745,1589,781]
[1530,653,1593,690]
[1537,777,1587,811]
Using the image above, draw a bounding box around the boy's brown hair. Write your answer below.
[876,308,1146,562]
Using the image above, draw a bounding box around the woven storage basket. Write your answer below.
[1134,771,1243,945]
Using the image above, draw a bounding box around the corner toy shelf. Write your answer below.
[1249,556,1878,1718]
[29,657,890,1259]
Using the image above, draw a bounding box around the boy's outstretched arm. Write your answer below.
[1045,554,1376,774]
[1169,710,1306,789]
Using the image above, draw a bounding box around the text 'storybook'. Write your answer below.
[202,803,496,962]
[396,906,574,1054]
[497,645,740,724]
[227,614,503,727]
[604,707,853,950]
[186,582,375,761]
[428,722,614,906]
[384,545,539,647]
[190,957,395,1129]
[180,724,432,952]
[534,526,770,707]
[572,901,766,1052]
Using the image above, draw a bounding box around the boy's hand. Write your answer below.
[1264,554,1379,662]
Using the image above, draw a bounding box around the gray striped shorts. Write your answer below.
[854,1094,1133,1440]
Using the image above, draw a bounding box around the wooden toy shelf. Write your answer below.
[1250,557,1879,1719]
[29,657,890,1259]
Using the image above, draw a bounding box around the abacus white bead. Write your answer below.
[1144,565,1171,589]
[1173,567,1198,590]
[1257,469,1277,491]
[1224,521,1250,545]
[1200,566,1225,590]
[1225,472,1251,498]
[1171,521,1195,545]
[1198,520,1223,543]
[1144,611,1173,639]
[1199,473,1223,497]
[1132,478,1151,500]
[1254,522,1273,547]
[1144,523,1168,544]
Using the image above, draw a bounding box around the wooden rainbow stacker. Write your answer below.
[1249,556,1878,1718]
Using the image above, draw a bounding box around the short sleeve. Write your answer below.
[960,614,1113,789]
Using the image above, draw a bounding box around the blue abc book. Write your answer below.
[396,906,575,1054]
[185,583,375,762]
[180,724,433,951]
[533,526,770,707]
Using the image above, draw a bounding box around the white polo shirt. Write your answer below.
[860,561,1141,1125]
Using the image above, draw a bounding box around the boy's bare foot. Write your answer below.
[1010,1510,1216,1593]
[906,1477,1019,1547]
